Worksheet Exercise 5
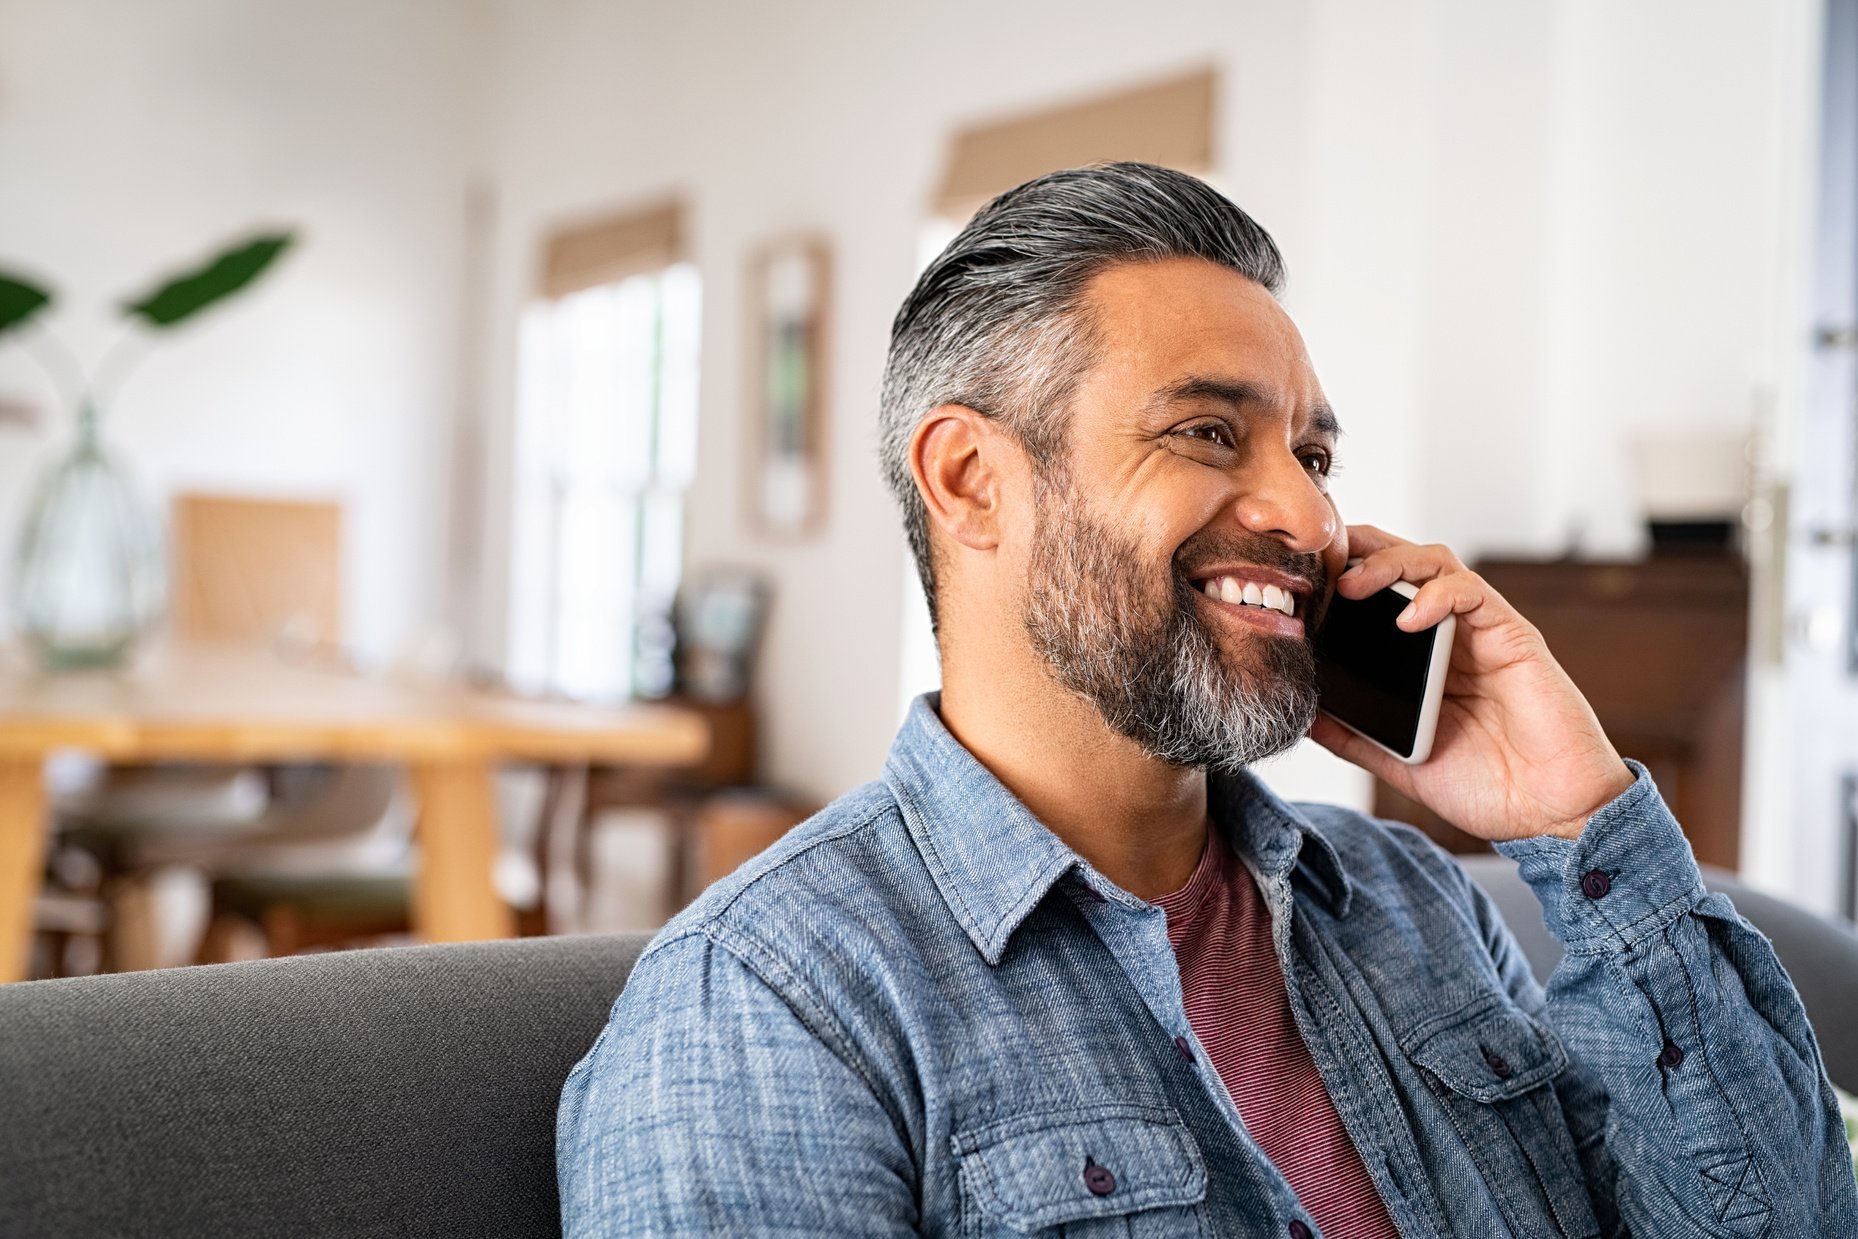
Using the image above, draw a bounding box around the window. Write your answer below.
[508,263,700,701]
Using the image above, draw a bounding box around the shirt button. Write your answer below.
[1580,869,1612,899]
[1173,1035,1195,1062]
[1082,1158,1116,1196]
[1658,1039,1686,1069]
[1289,1221,1314,1239]
[1484,1050,1514,1080]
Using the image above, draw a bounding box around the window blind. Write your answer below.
[932,67,1217,220]
[539,199,684,299]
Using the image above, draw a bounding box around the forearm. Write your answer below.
[1496,764,1858,1236]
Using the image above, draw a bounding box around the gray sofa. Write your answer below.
[2,865,1852,1237]
[0,933,651,1237]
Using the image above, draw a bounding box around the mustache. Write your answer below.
[1172,530,1326,595]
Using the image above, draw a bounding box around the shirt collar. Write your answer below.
[1208,763,1354,918]
[883,693,1354,965]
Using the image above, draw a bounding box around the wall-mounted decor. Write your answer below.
[746,237,829,537]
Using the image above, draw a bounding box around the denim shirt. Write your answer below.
[558,695,1858,1236]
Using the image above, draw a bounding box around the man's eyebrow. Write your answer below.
[1149,377,1344,438]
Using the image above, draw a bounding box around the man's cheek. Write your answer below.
[1303,565,1339,635]
[1322,500,1349,575]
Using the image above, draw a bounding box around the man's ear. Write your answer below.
[909,404,1017,554]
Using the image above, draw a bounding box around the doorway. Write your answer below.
[1784,0,1858,919]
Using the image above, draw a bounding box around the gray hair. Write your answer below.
[878,161,1287,632]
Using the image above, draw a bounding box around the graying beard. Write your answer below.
[1023,495,1317,774]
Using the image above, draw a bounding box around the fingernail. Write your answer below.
[1397,604,1417,625]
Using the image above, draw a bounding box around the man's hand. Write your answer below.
[1306,525,1634,842]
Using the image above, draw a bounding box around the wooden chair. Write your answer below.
[169,493,344,654]
[68,492,345,848]
[549,699,807,928]
[45,494,408,973]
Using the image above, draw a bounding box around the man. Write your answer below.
[559,163,1858,1236]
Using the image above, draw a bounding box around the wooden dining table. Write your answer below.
[0,641,710,983]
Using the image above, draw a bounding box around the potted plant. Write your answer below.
[0,232,294,670]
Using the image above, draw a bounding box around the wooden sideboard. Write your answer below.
[1372,554,1749,871]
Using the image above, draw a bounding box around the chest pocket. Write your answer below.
[952,1104,1207,1238]
[1403,997,1600,1239]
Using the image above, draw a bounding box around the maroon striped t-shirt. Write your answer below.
[1155,830,1399,1237]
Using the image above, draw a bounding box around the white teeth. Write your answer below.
[1202,575,1298,617]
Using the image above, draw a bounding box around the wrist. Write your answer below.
[1539,762,1636,841]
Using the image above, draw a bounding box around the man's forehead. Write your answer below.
[1081,257,1329,422]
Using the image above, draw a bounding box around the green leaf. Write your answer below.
[121,231,295,329]
[0,273,53,339]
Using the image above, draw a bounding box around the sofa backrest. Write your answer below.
[0,933,649,1238]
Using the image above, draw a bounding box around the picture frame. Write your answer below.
[746,236,830,537]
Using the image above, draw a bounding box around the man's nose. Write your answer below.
[1230,450,1335,555]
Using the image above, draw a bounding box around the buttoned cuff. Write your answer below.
[1493,760,1706,952]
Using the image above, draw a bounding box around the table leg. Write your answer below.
[408,760,515,942]
[0,757,48,984]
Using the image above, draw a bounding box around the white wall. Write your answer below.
[3,2,1814,861]
[478,0,1813,819]
[0,0,485,663]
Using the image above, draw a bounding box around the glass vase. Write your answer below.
[11,404,165,670]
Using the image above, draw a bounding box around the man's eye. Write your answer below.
[1299,449,1333,475]
[1181,423,1235,448]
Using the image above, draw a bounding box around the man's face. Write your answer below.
[1016,257,1347,772]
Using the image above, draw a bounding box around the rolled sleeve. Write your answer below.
[1495,760,1858,1236]
[1496,760,1706,952]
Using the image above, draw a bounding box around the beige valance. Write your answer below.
[933,66,1217,220]
[539,198,684,298]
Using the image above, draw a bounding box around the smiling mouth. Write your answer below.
[1192,573,1302,618]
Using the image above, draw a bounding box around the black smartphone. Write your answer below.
[1313,577,1455,764]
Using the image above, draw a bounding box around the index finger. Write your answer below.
[1342,524,1413,558]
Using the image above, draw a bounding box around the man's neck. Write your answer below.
[937,657,1209,902]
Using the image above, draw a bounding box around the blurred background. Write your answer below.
[1,0,1853,978]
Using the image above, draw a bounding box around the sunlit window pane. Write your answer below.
[509,265,701,701]
[657,263,702,486]
[554,489,635,699]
